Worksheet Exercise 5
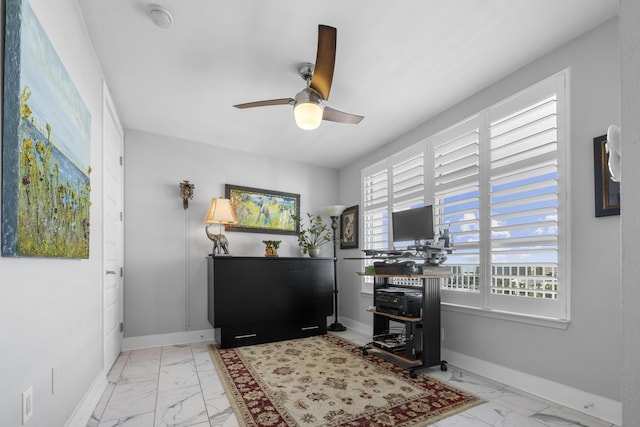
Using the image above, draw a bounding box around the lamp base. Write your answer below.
[327,322,347,332]
[205,224,230,255]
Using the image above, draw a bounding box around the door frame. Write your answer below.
[101,79,124,372]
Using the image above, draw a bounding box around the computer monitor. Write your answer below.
[392,205,434,245]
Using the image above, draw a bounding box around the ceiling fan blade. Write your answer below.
[233,98,294,109]
[309,25,336,101]
[323,106,364,124]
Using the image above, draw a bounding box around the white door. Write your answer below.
[102,81,124,371]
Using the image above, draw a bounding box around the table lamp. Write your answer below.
[204,197,237,255]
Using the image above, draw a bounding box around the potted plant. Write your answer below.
[293,213,333,257]
[262,240,281,257]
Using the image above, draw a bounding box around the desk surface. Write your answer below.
[357,272,450,279]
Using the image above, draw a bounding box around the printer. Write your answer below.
[374,287,422,317]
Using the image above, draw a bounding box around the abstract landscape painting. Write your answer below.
[2,0,92,258]
[225,184,299,235]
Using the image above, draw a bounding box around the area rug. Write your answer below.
[209,334,483,426]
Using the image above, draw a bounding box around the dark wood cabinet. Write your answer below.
[207,256,334,348]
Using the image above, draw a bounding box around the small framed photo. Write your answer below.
[593,135,620,217]
[340,205,359,249]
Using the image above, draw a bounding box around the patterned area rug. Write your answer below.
[209,334,483,426]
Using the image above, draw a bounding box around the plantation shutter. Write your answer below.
[361,163,389,293]
[390,146,426,251]
[432,116,481,292]
[487,73,566,317]
[361,70,569,320]
[489,96,558,261]
[391,148,425,213]
[362,163,389,252]
[360,142,426,292]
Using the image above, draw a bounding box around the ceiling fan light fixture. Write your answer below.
[294,102,323,130]
[293,87,324,130]
[233,26,363,128]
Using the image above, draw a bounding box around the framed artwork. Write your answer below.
[225,184,300,235]
[2,0,92,258]
[340,205,359,249]
[593,134,620,217]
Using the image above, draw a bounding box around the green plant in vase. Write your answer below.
[293,213,332,257]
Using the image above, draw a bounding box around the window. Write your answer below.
[361,144,426,293]
[362,162,389,294]
[361,70,569,320]
[433,116,481,296]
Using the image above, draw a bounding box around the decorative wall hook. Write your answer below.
[179,180,195,209]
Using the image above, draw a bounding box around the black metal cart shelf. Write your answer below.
[359,272,448,378]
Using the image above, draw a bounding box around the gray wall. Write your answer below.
[620,0,640,424]
[0,0,110,425]
[123,129,340,338]
[337,18,621,403]
[0,2,633,425]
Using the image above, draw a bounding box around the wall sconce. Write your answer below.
[179,180,194,209]
[606,124,621,182]
[203,197,237,255]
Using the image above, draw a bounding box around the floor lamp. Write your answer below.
[324,205,346,332]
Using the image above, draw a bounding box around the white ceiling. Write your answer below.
[77,1,618,170]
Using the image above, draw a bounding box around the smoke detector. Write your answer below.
[148,5,173,29]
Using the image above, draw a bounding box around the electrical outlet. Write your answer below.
[22,386,33,424]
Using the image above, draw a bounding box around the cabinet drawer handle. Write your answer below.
[234,333,257,339]
[106,270,117,275]
[301,326,319,331]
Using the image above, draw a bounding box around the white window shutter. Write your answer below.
[432,116,481,292]
[361,71,568,320]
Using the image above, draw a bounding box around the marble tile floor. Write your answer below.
[87,329,618,427]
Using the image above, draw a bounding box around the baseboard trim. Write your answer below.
[119,325,621,423]
[443,349,622,425]
[68,329,216,426]
[340,317,621,425]
[64,371,108,427]
[122,329,216,351]
[335,317,370,337]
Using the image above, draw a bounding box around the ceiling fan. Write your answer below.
[233,25,364,130]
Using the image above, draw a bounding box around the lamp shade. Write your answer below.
[293,87,324,130]
[294,102,323,130]
[323,205,346,217]
[203,198,237,224]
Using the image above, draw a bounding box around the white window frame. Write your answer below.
[484,73,569,320]
[360,70,570,324]
[361,142,427,294]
